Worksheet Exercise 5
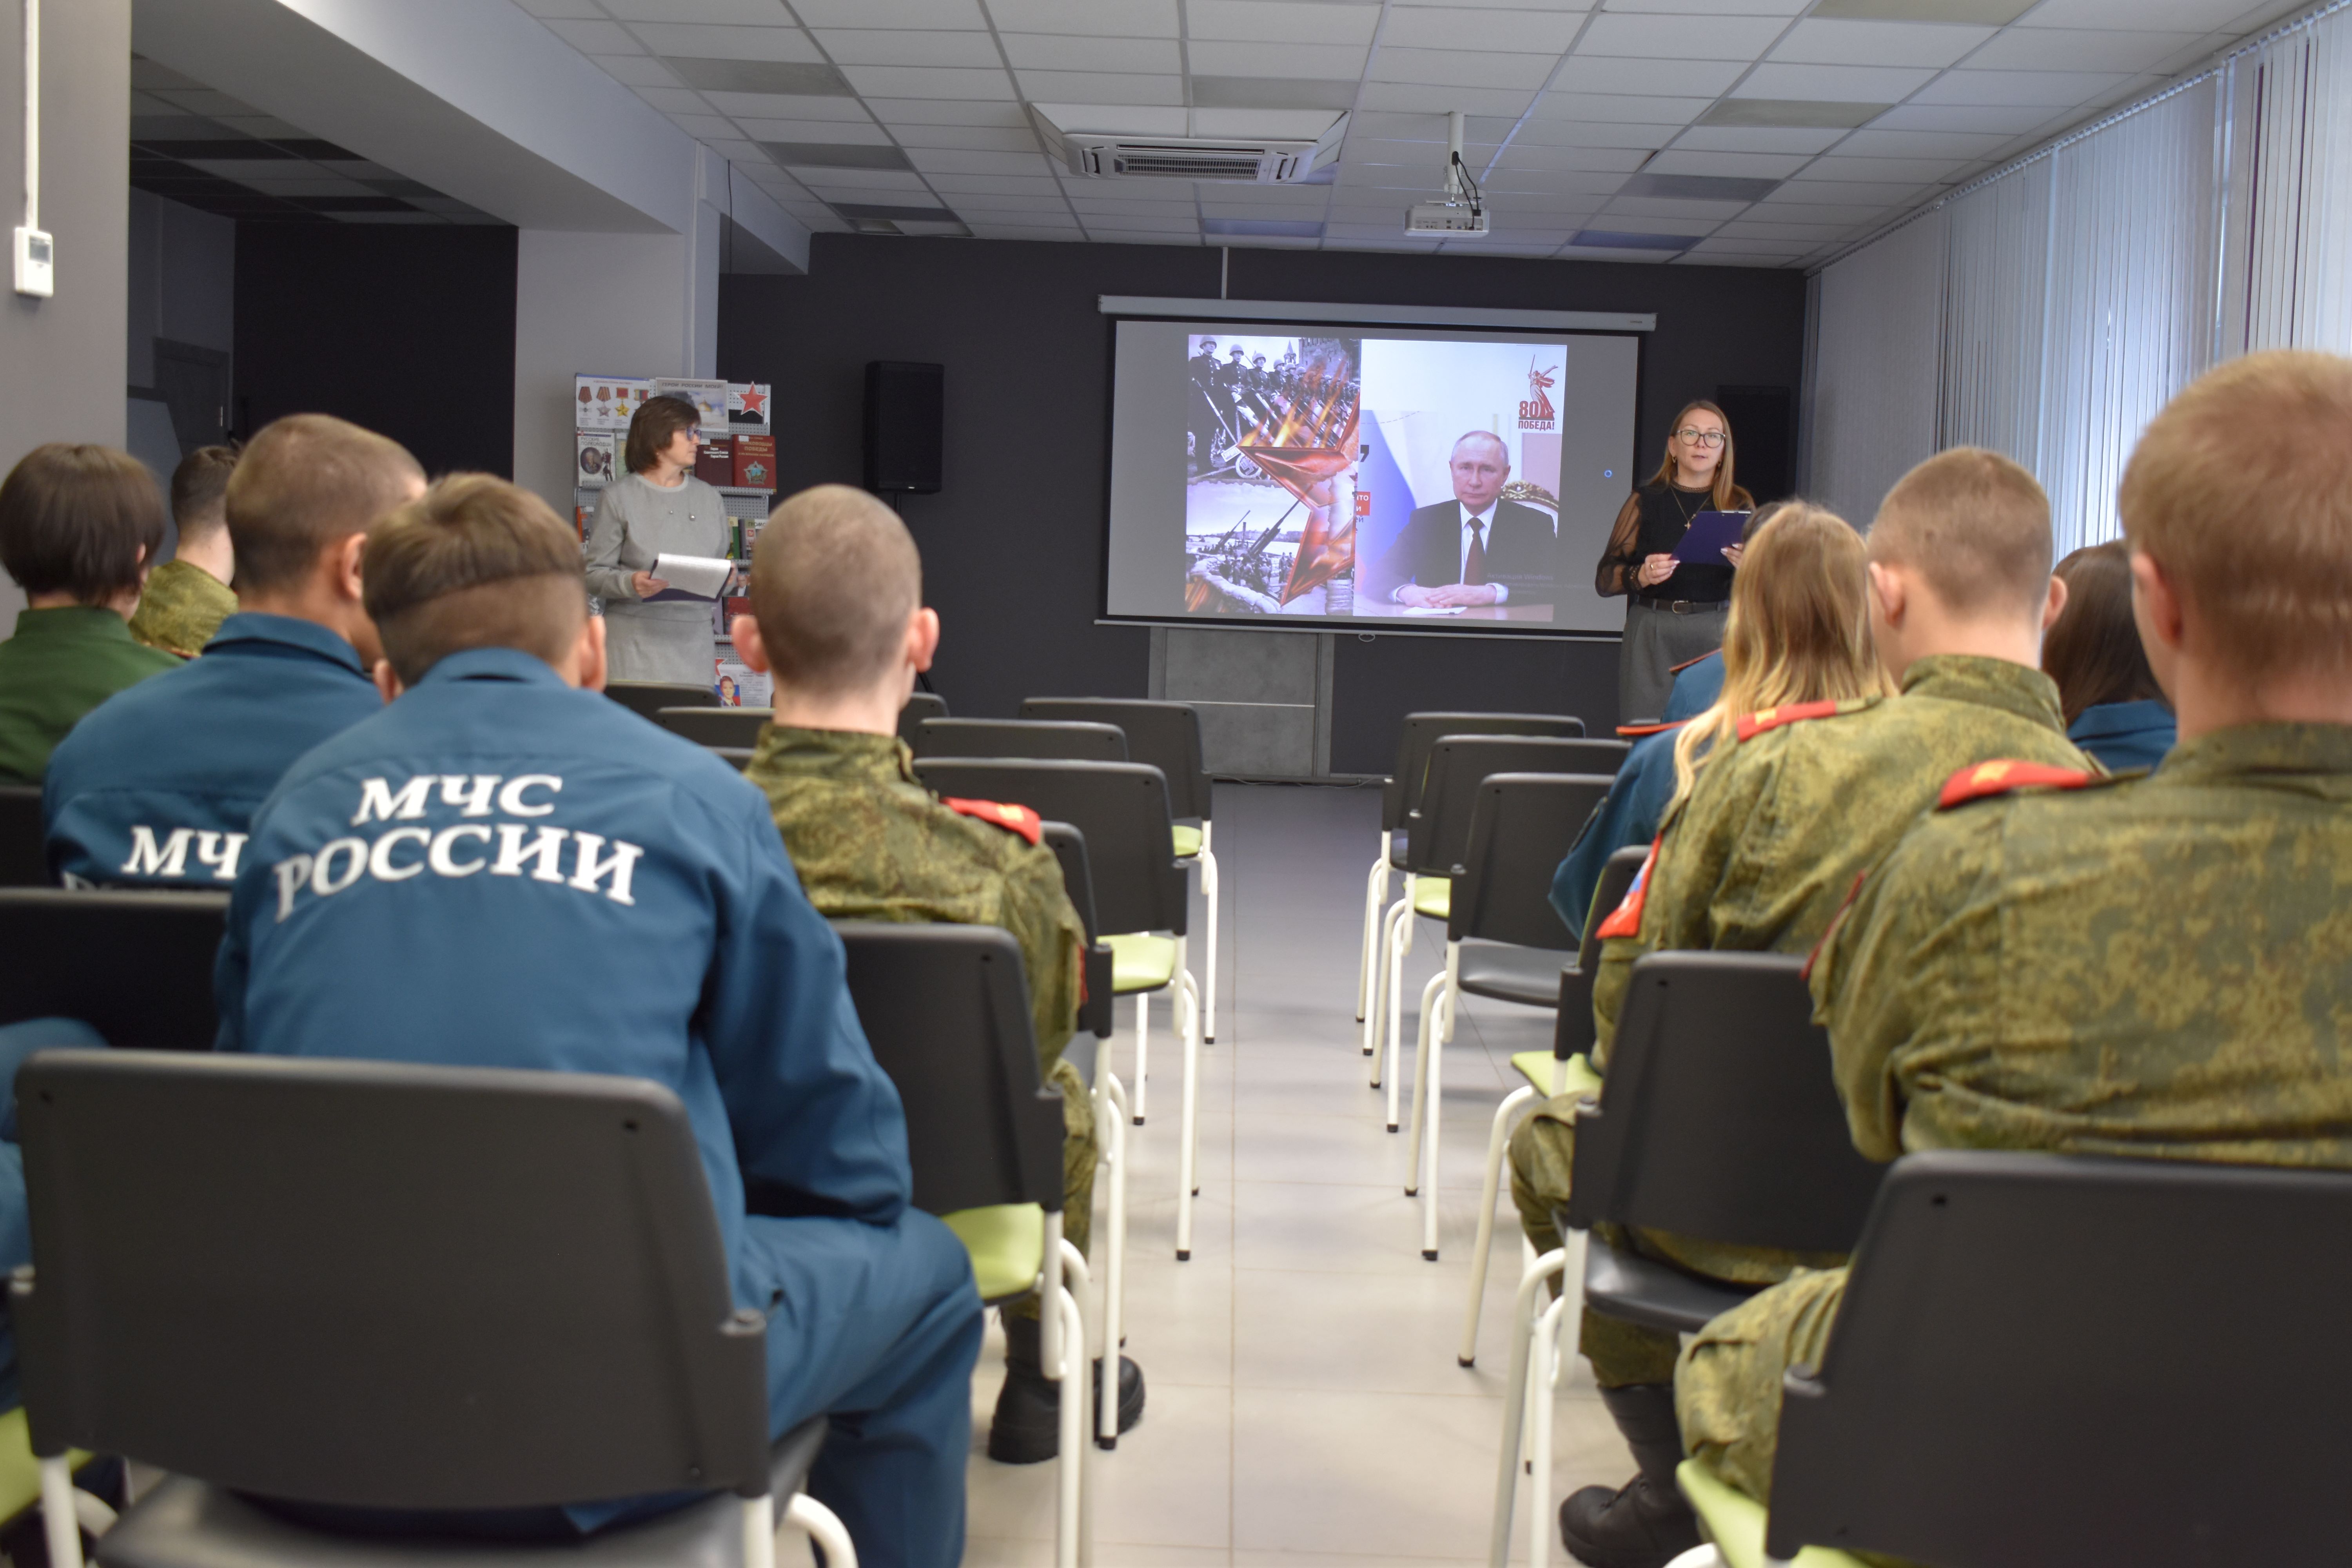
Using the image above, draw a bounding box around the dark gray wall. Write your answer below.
[719,234,1808,762]
[0,0,131,637]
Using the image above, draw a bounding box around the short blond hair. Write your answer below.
[2119,349,2352,681]
[363,475,586,684]
[1868,447,2052,619]
[227,415,423,595]
[750,485,920,697]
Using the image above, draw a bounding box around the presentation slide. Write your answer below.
[1103,318,1641,634]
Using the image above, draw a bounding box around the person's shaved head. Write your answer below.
[227,414,423,595]
[750,484,922,697]
[1867,447,2052,620]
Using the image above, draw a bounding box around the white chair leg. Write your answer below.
[1366,878,1406,1065]
[1131,992,1149,1125]
[1050,1239,1094,1568]
[1383,898,1415,1129]
[39,1455,82,1568]
[1176,969,1202,1259]
[1199,826,1219,1042]
[740,1493,779,1568]
[1528,1290,1574,1568]
[1461,1085,1538,1365]
[1490,1247,1571,1568]
[1663,1549,1726,1568]
[783,1494,857,1568]
[1421,970,1450,1261]
[1357,829,1390,1024]
[1403,968,1447,1194]
[1098,1072,1130,1445]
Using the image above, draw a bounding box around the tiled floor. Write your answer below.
[944,782,1627,1568]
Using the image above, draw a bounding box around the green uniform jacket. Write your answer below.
[127,559,237,659]
[0,608,180,783]
[1681,722,2352,1519]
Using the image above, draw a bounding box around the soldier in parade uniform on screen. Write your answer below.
[1676,349,2352,1551]
[1519,452,2092,1568]
[732,483,1145,1466]
[1188,337,1221,477]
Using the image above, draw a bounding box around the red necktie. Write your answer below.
[1465,517,1487,585]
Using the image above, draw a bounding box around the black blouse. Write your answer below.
[1596,480,1752,604]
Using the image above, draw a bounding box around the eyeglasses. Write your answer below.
[1675,428,1728,448]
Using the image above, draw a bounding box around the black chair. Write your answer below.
[1459,842,1647,1365]
[913,719,1127,764]
[0,787,45,888]
[832,923,1097,1526]
[1037,823,1114,1047]
[1368,735,1629,1099]
[1718,1150,2352,1566]
[1401,773,1616,1257]
[911,757,1206,1259]
[1490,950,1886,1564]
[0,890,227,1053]
[1357,713,1585,1026]
[1022,701,1220,1040]
[711,748,755,773]
[603,679,717,719]
[11,1049,847,1568]
[896,691,948,748]
[654,707,770,749]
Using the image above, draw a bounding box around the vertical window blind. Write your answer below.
[1807,0,2350,554]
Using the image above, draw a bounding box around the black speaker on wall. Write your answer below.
[864,361,944,494]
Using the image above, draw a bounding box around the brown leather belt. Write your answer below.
[1651,599,1727,615]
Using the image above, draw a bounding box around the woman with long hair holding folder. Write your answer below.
[1597,399,1755,723]
[583,394,733,686]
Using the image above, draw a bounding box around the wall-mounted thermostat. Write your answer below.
[14,229,54,299]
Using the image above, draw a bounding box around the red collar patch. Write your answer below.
[1935,760,2105,810]
[1615,719,1688,738]
[942,796,1043,846]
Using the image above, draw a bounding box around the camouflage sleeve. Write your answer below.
[1809,810,2002,1161]
[1002,839,1088,1079]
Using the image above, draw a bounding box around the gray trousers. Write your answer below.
[1619,599,1728,725]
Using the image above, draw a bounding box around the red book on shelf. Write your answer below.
[733,433,775,490]
[695,436,735,487]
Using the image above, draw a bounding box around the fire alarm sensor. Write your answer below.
[13,229,53,299]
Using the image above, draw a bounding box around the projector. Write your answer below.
[1407,203,1488,237]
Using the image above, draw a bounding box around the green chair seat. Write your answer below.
[1105,931,1179,993]
[0,1406,91,1525]
[1677,1458,1868,1568]
[1171,824,1203,859]
[1412,876,1450,920]
[942,1202,1047,1303]
[1509,1051,1602,1102]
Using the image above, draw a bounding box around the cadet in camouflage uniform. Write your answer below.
[1515,459,2090,1568]
[1676,350,2352,1545]
[129,445,240,658]
[733,482,1143,1466]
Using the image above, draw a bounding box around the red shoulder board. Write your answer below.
[1668,651,1719,675]
[1936,760,2105,810]
[942,797,1043,846]
[1593,837,1659,941]
[1615,719,1687,739]
[1735,698,1868,742]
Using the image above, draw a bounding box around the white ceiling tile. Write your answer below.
[809,30,999,67]
[513,0,606,15]
[2013,0,2252,27]
[1768,19,1992,68]
[906,148,1055,175]
[1549,56,1746,96]
[705,91,874,120]
[542,19,641,53]
[1600,194,1750,220]
[1509,119,1678,149]
[789,0,987,23]
[938,193,1071,211]
[795,169,935,192]
[1370,47,1561,89]
[1714,218,1860,238]
[889,125,1049,151]
[863,99,1033,127]
[634,86,712,113]
[1001,35,1181,71]
[670,114,740,138]
[1576,12,1787,58]
[1488,143,1648,172]
[1670,123,1846,153]
[601,0,788,20]
[1746,199,1891,222]
[1528,92,1716,125]
[1380,7,1588,51]
[1186,0,1382,44]
[991,0,1178,33]
[593,54,681,87]
[1590,0,1802,11]
[1082,215,1199,231]
[1559,244,1684,261]
[626,24,823,61]
[1353,137,1447,165]
[1485,169,1630,195]
[1962,28,2205,72]
[1185,40,1372,77]
[1586,213,1725,236]
[1832,126,2009,158]
[1012,70,1185,104]
[837,64,1017,99]
[1732,62,1938,101]
[1192,108,1350,137]
[1803,154,1969,183]
[1908,69,2129,106]
[1867,102,2063,134]
[1765,177,1935,205]
[1356,82,1538,115]
[1087,230,1203,243]
[1640,147,1813,178]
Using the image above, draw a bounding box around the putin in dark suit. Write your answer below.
[1381,431,1556,608]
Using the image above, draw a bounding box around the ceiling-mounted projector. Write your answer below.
[1031,105,1347,184]
[1408,111,1488,237]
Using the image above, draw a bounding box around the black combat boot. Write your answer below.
[987,1312,1147,1464]
[1556,1383,1704,1568]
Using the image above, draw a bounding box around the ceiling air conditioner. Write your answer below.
[1034,107,1347,185]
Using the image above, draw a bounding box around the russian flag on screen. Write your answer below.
[1356,418,1415,603]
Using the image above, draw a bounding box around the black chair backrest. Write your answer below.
[12,1050,768,1507]
[1770,1150,2352,1566]
[0,786,45,888]
[1449,773,1617,951]
[1381,712,1586,831]
[1566,951,1884,1255]
[897,691,949,747]
[910,759,1187,940]
[1038,822,1098,944]
[712,746,755,772]
[1021,699,1212,822]
[1554,845,1649,1060]
[915,718,1127,764]
[605,679,718,718]
[0,890,226,1051]
[1406,736,1629,876]
[834,923,1063,1218]
[655,706,769,749]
